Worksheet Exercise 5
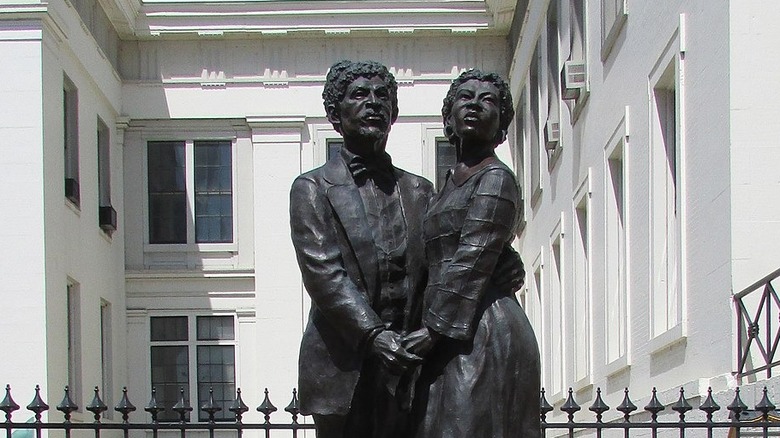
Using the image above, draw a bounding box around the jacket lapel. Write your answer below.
[323,158,379,301]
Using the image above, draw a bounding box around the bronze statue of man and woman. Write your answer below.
[289,59,540,438]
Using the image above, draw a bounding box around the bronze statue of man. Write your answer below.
[289,60,433,438]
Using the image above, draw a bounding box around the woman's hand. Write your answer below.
[402,327,441,357]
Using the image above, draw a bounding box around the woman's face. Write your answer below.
[448,79,501,145]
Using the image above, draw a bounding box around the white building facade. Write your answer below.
[1,0,779,427]
[509,0,780,421]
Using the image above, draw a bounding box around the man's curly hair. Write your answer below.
[322,60,399,132]
[441,69,514,143]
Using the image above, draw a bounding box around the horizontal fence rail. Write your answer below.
[735,267,780,380]
[2,385,780,437]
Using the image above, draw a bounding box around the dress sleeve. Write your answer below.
[423,167,520,340]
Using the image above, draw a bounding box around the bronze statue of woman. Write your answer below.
[403,69,541,438]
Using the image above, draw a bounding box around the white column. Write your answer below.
[247,116,308,407]
[0,22,48,403]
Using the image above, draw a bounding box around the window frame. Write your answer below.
[148,314,239,423]
[545,216,565,403]
[571,174,592,389]
[143,137,238,253]
[64,74,80,207]
[604,107,631,376]
[600,0,628,61]
[647,25,687,353]
[563,0,590,121]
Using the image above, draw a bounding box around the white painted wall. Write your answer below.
[40,0,127,417]
[510,0,737,417]
[0,0,126,419]
[729,1,780,293]
[0,23,48,406]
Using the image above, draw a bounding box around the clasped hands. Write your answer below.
[369,327,440,375]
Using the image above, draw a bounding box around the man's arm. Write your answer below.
[290,176,385,352]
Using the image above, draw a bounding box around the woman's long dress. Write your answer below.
[413,159,541,438]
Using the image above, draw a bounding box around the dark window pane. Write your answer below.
[196,316,234,340]
[150,316,188,341]
[327,139,343,161]
[197,345,236,421]
[436,139,457,190]
[194,141,233,243]
[150,346,190,422]
[148,141,186,244]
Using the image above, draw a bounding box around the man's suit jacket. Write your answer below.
[290,153,434,416]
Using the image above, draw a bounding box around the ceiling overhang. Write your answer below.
[99,0,517,39]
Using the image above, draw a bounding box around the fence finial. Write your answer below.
[617,387,637,422]
[115,387,136,423]
[588,388,609,423]
[144,387,165,423]
[0,385,20,422]
[229,388,249,422]
[257,388,277,424]
[56,386,78,422]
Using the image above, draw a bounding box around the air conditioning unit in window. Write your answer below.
[65,178,80,205]
[561,60,587,100]
[545,119,560,150]
[99,205,117,232]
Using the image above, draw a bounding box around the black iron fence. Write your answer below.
[3,384,780,437]
[735,267,780,381]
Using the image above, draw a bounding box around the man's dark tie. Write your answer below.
[348,154,395,185]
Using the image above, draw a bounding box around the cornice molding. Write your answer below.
[132,0,503,38]
[245,115,306,129]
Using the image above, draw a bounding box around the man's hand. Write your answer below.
[370,330,422,375]
[401,327,440,357]
[494,245,525,292]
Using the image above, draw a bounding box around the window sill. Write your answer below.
[605,354,630,377]
[649,323,686,355]
[573,375,592,393]
[144,242,238,253]
[65,198,81,215]
[547,146,562,171]
[571,89,590,124]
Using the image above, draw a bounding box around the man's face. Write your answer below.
[330,75,394,152]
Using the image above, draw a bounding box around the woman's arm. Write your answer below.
[423,166,520,341]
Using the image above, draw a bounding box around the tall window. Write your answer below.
[100,300,113,417]
[573,191,590,384]
[435,139,456,190]
[569,0,586,63]
[651,59,682,339]
[601,0,628,60]
[514,95,527,230]
[529,43,542,203]
[64,75,80,206]
[150,315,236,422]
[194,141,233,243]
[562,0,588,107]
[97,119,111,208]
[606,141,628,364]
[67,282,82,406]
[148,141,186,244]
[546,232,564,397]
[147,140,233,245]
[545,3,561,153]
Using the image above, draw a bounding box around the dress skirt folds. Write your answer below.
[412,161,541,438]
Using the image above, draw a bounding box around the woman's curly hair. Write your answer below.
[322,60,399,132]
[441,69,514,143]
